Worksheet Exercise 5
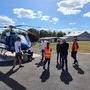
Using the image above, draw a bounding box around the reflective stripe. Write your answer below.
[72,42,79,51]
[45,47,51,59]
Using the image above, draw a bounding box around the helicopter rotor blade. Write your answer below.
[16,27,27,32]
[15,25,27,27]
[16,27,39,41]
[0,26,6,28]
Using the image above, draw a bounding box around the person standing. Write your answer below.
[56,40,60,65]
[60,39,69,71]
[6,31,10,49]
[12,37,23,69]
[40,40,46,61]
[71,37,79,65]
[43,42,52,71]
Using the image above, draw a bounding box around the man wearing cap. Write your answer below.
[12,37,23,69]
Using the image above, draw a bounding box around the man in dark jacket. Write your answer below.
[60,39,69,71]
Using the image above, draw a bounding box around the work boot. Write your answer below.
[62,68,64,72]
[66,68,68,71]
[47,67,50,71]
[75,61,79,66]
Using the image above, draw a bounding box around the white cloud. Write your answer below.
[37,11,43,18]
[57,0,90,15]
[50,17,59,24]
[0,16,15,25]
[52,17,59,22]
[59,28,74,31]
[41,15,50,21]
[13,8,44,19]
[83,12,90,17]
[13,8,36,19]
[22,22,25,25]
[69,22,76,25]
[13,8,59,24]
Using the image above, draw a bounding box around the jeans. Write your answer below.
[61,54,68,70]
[41,49,45,61]
[57,52,62,65]
[43,58,50,70]
[71,51,78,63]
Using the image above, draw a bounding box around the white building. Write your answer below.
[60,31,90,41]
[40,37,58,43]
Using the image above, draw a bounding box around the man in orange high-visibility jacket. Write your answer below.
[71,37,79,65]
[43,42,52,71]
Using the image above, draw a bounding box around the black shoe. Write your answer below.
[47,67,50,71]
[29,60,32,62]
[40,58,43,60]
[62,68,64,71]
[32,57,35,60]
[73,61,77,64]
[73,61,76,64]
[12,66,15,69]
[66,68,68,71]
[75,61,79,66]
[19,65,24,68]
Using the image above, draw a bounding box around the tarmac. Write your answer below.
[0,52,90,90]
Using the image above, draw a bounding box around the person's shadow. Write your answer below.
[60,70,73,85]
[5,67,20,76]
[73,65,84,74]
[35,60,44,67]
[0,68,26,90]
[40,70,50,82]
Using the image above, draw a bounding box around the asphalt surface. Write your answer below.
[0,53,90,90]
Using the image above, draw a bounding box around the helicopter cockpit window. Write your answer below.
[5,30,17,51]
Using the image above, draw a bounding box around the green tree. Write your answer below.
[52,30,56,37]
[40,30,49,37]
[28,28,39,37]
[57,31,66,37]
[48,31,52,37]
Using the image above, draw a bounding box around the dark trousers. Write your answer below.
[27,50,33,61]
[57,52,62,65]
[61,54,68,70]
[41,49,44,61]
[43,58,50,70]
[71,51,78,63]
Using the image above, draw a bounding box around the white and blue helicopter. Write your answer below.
[0,25,39,55]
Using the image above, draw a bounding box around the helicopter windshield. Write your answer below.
[19,35,31,47]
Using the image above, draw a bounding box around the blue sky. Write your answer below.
[0,0,90,32]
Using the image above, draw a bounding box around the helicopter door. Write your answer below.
[5,31,17,51]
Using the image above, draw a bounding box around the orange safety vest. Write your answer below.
[72,42,79,51]
[44,47,52,59]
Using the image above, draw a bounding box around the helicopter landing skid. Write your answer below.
[0,49,7,56]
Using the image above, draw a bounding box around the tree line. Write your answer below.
[28,28,66,38]
[1,28,66,38]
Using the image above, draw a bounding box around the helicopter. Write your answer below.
[0,25,39,56]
